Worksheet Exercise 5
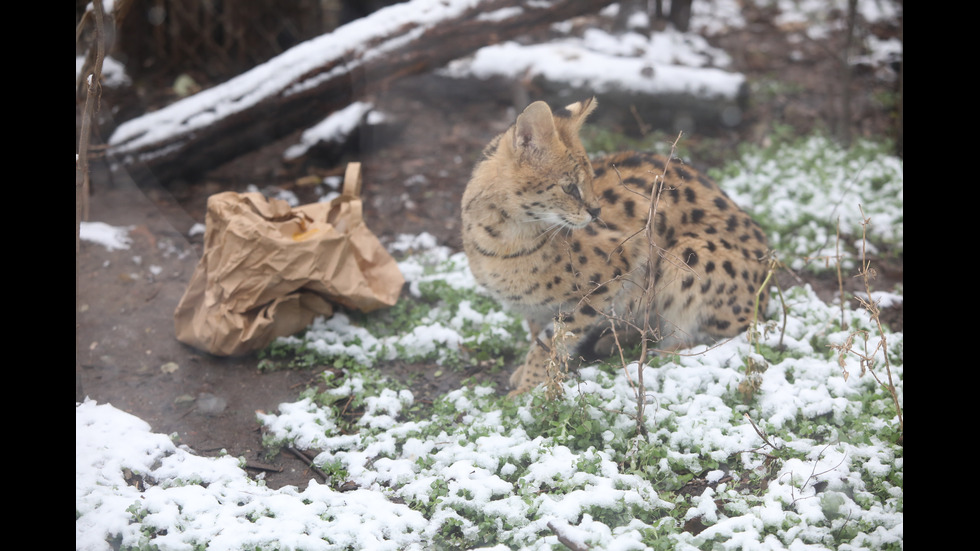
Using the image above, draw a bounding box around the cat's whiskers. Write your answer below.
[541,223,569,244]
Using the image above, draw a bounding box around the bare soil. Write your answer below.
[76,9,902,490]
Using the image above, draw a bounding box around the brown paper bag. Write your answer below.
[174,163,405,356]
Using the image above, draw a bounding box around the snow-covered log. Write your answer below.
[106,0,616,184]
[440,30,750,133]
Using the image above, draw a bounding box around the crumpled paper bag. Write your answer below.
[174,162,404,356]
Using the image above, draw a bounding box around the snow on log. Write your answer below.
[440,26,749,132]
[106,0,616,184]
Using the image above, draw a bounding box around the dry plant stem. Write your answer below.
[287,447,327,483]
[76,0,107,223]
[749,262,772,354]
[634,337,649,437]
[856,205,903,439]
[244,460,283,474]
[836,217,847,330]
[632,132,684,437]
[773,277,789,350]
[606,315,634,389]
[784,442,847,506]
[545,313,571,400]
[829,206,902,441]
[743,413,778,450]
[751,256,788,351]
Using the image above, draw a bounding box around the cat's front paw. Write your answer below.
[507,345,552,395]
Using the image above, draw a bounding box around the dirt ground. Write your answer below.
[76,8,903,491]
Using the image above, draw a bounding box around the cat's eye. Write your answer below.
[564,184,581,199]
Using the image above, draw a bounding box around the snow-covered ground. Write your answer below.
[77,134,903,550]
[77,1,902,550]
[78,285,904,550]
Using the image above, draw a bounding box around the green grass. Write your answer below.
[712,133,903,272]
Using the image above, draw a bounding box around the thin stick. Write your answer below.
[76,0,107,223]
[836,217,847,330]
[287,447,327,483]
[856,205,903,440]
[632,132,684,436]
[743,413,779,450]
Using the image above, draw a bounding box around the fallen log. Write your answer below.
[106,0,616,184]
[440,37,749,134]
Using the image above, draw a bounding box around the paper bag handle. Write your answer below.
[343,162,363,199]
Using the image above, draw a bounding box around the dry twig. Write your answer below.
[826,206,903,443]
[287,447,328,483]
[76,0,108,224]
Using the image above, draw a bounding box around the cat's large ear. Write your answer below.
[563,96,597,132]
[514,101,559,158]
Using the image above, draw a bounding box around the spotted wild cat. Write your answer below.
[461,98,769,394]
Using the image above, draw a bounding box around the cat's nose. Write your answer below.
[587,205,601,220]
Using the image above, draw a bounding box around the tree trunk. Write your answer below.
[105,0,616,185]
[669,0,693,32]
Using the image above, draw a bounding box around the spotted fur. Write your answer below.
[461,98,769,394]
